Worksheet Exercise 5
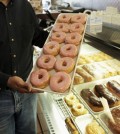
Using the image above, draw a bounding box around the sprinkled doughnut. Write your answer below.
[65,32,82,45]
[50,32,66,43]
[50,72,71,93]
[30,69,50,88]
[55,57,75,73]
[60,44,78,58]
[57,14,71,23]
[70,23,84,34]
[53,23,69,33]
[37,54,56,70]
[43,41,60,56]
[71,13,86,24]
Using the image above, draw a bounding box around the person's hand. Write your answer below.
[7,76,32,93]
[7,76,44,93]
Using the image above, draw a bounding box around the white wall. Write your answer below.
[63,0,120,11]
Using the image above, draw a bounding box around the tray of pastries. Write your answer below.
[74,58,120,86]
[73,42,120,86]
[75,114,107,134]
[74,76,120,114]
[27,13,88,94]
[99,106,120,134]
[64,92,108,134]
[64,92,89,117]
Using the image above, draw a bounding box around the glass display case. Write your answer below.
[37,29,120,133]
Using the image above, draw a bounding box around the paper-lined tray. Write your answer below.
[27,13,88,94]
[75,114,107,134]
[63,92,89,117]
[74,75,120,114]
[73,43,115,86]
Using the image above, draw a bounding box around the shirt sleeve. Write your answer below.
[0,72,10,88]
[27,2,49,48]
[32,26,49,48]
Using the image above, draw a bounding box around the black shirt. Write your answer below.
[0,0,45,88]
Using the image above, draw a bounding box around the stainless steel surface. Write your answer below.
[37,93,69,134]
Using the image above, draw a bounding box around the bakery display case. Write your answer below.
[36,17,120,133]
[37,40,120,134]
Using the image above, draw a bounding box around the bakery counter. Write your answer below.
[37,40,120,134]
[37,92,70,134]
[85,25,120,52]
[72,42,120,133]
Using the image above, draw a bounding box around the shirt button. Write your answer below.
[14,70,17,74]
[13,55,16,58]
[9,22,12,26]
[11,38,14,42]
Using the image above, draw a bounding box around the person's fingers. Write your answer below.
[22,83,32,92]
[30,89,44,93]
[17,87,29,93]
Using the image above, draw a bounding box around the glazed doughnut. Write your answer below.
[65,32,82,45]
[71,103,85,116]
[37,54,56,70]
[70,23,84,34]
[53,23,69,33]
[64,93,79,107]
[60,44,78,58]
[71,13,86,24]
[55,57,75,73]
[43,41,60,56]
[30,69,50,88]
[57,14,71,23]
[86,121,105,134]
[50,32,66,43]
[50,72,71,93]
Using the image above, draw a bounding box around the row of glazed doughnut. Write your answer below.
[43,41,78,57]
[37,55,75,73]
[57,13,87,24]
[52,23,85,34]
[49,13,87,46]
[50,32,82,45]
[30,69,71,93]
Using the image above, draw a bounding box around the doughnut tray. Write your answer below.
[75,114,108,134]
[63,93,89,118]
[54,92,108,134]
[73,75,120,115]
[27,13,88,94]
